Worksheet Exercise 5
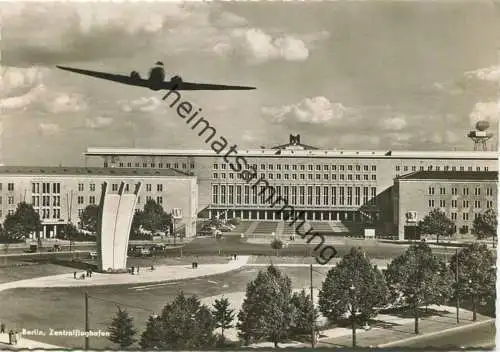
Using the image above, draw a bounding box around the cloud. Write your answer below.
[0,66,49,110]
[38,122,60,135]
[262,96,347,124]
[381,117,407,131]
[85,116,114,129]
[120,96,163,113]
[466,65,500,83]
[46,93,87,113]
[469,100,500,125]
[214,28,310,63]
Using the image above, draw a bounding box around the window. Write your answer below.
[228,185,234,204]
[463,188,469,196]
[7,183,14,192]
[440,188,446,195]
[307,186,313,205]
[307,174,313,180]
[300,165,305,171]
[244,186,250,204]
[428,199,435,207]
[315,174,320,180]
[284,165,289,170]
[291,186,297,204]
[324,186,329,205]
[463,213,469,221]
[315,186,321,205]
[182,163,187,169]
[213,185,219,204]
[90,184,95,192]
[371,165,376,171]
[143,163,147,168]
[300,174,305,180]
[299,186,305,205]
[8,196,14,205]
[347,187,353,205]
[463,200,469,207]
[474,188,481,196]
[404,166,408,172]
[355,174,361,181]
[174,163,179,169]
[316,165,321,171]
[486,188,493,196]
[78,183,84,192]
[487,200,493,208]
[355,187,361,205]
[339,187,345,205]
[363,175,368,181]
[53,196,60,206]
[428,187,435,195]
[221,185,226,204]
[157,184,163,192]
[332,187,337,205]
[371,175,377,181]
[213,164,218,170]
[440,200,446,207]
[474,200,481,208]
[88,196,95,204]
[308,165,313,171]
[260,164,265,170]
[451,187,457,195]
[363,165,369,171]
[284,174,289,180]
[451,200,457,208]
[213,173,218,179]
[146,184,152,192]
[128,162,132,168]
[363,187,369,204]
[77,196,84,204]
[324,165,329,171]
[332,165,337,171]
[157,196,163,205]
[451,212,457,220]
[371,187,376,205]
[396,166,400,171]
[348,165,353,171]
[236,186,242,204]
[276,164,281,171]
[324,174,329,180]
[112,183,118,192]
[412,166,416,171]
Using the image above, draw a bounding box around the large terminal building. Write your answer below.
[84,133,498,240]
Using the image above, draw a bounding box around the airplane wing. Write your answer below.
[159,81,256,91]
[56,66,150,88]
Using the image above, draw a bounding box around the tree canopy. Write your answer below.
[3,202,42,241]
[472,208,497,242]
[290,289,319,339]
[385,242,453,333]
[133,199,172,234]
[108,307,137,348]
[449,243,496,321]
[319,247,388,325]
[139,292,215,349]
[418,209,454,243]
[237,265,294,347]
[212,296,235,344]
[79,204,99,233]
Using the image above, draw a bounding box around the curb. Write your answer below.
[377,318,495,348]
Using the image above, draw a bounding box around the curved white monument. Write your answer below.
[96,181,141,272]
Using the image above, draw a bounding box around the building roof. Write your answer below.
[84,147,498,160]
[397,171,498,181]
[0,166,194,178]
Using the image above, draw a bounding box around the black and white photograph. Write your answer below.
[0,1,497,350]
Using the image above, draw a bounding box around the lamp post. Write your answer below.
[455,248,460,324]
[349,284,356,348]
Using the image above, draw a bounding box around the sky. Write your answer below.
[0,1,499,166]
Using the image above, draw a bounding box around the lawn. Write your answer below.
[0,265,330,350]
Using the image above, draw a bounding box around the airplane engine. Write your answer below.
[130,71,141,79]
[149,67,165,83]
[171,75,183,83]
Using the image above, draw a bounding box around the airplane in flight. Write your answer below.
[56,61,256,91]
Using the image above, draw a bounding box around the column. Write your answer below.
[54,225,57,238]
[43,226,47,239]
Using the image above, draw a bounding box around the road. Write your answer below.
[396,320,496,349]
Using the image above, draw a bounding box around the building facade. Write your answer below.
[84,134,498,237]
[394,171,498,240]
[0,167,198,239]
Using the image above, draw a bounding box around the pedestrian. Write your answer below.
[8,330,13,345]
[137,266,140,274]
[131,267,135,275]
[73,271,77,279]
[1,322,5,333]
[89,269,92,278]
[11,330,17,345]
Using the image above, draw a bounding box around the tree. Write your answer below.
[3,202,42,241]
[318,247,388,347]
[237,265,294,347]
[449,243,496,321]
[418,208,455,244]
[140,199,172,233]
[79,204,99,233]
[270,239,283,256]
[472,209,497,246]
[385,243,453,334]
[140,292,216,349]
[211,296,235,343]
[290,289,319,339]
[58,223,79,240]
[108,307,137,348]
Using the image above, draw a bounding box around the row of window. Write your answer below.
[397,165,489,172]
[32,196,61,207]
[428,187,495,196]
[114,162,195,169]
[0,196,15,205]
[450,212,491,221]
[428,199,494,209]
[77,183,165,193]
[214,163,377,172]
[36,208,61,219]
[32,183,61,194]
[212,185,377,207]
[0,183,15,192]
[213,173,377,181]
